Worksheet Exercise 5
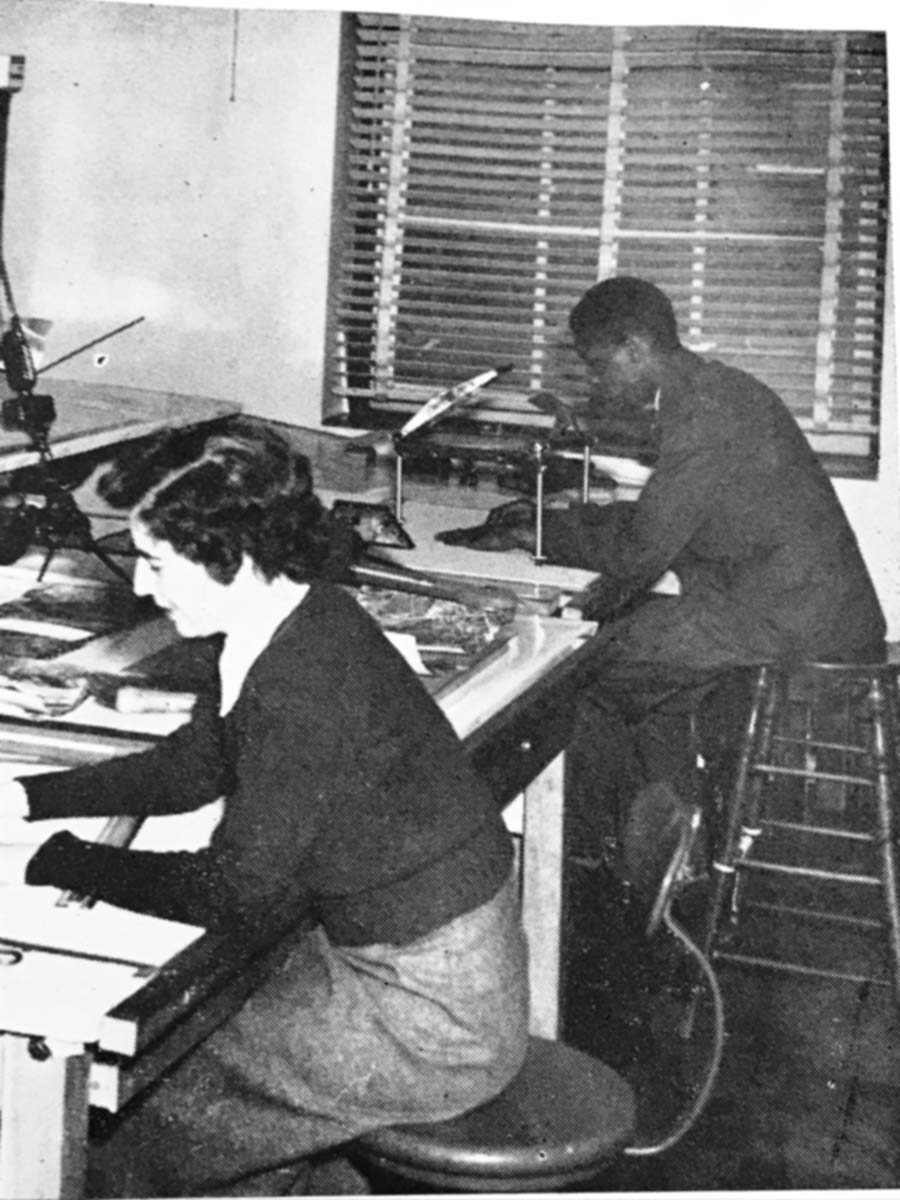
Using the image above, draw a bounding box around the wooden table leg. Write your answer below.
[0,1033,90,1200]
[520,750,565,1040]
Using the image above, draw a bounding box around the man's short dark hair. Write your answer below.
[569,277,680,350]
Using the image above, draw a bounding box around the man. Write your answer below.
[448,276,886,886]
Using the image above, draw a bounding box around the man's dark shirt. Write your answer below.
[542,353,885,669]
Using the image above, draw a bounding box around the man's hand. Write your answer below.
[526,391,589,438]
[436,498,536,552]
[0,842,38,886]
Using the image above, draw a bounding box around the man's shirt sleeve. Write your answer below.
[544,396,732,619]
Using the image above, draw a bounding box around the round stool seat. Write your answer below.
[355,1035,637,1192]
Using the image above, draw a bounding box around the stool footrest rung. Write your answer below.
[713,949,891,988]
[762,818,874,842]
[752,763,873,786]
[771,735,867,754]
[744,899,884,930]
[735,858,882,887]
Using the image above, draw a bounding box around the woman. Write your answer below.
[0,422,529,1197]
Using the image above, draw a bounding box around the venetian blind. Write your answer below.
[328,16,889,469]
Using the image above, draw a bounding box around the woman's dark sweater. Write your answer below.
[23,582,512,946]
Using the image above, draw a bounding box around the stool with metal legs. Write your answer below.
[696,660,900,1001]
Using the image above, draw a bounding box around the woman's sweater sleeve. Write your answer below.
[24,676,337,931]
[23,834,274,933]
[21,692,230,821]
[25,836,230,927]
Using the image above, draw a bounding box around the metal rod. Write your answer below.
[771,734,867,753]
[752,763,873,786]
[747,900,882,930]
[394,450,404,521]
[533,442,546,564]
[37,315,146,376]
[761,818,874,842]
[737,858,881,886]
[714,950,889,987]
[581,443,591,503]
[867,673,900,1002]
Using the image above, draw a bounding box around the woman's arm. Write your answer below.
[20,692,230,822]
[22,834,267,931]
[20,677,340,929]
[18,594,406,931]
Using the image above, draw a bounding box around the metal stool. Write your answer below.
[353,805,726,1192]
[697,661,900,1000]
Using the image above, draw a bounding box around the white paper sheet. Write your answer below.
[0,889,203,968]
[0,762,220,966]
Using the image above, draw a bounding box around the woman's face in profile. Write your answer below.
[130,518,233,638]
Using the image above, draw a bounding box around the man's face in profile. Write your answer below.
[574,333,660,441]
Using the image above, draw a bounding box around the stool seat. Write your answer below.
[355,1035,636,1192]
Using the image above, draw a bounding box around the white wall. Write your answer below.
[1,0,340,424]
[3,1,899,637]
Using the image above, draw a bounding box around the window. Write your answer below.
[327,16,889,474]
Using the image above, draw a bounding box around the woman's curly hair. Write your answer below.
[131,421,339,585]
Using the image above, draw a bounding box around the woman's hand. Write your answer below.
[0,842,38,886]
[0,780,29,822]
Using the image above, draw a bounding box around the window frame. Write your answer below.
[325,15,890,479]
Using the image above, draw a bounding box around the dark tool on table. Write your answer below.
[433,391,622,563]
[435,497,537,554]
[330,484,518,617]
[329,500,416,550]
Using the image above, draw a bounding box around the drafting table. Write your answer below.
[0,378,237,473]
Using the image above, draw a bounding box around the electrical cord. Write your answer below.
[623,907,726,1157]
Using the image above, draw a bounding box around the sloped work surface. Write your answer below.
[353,584,513,681]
